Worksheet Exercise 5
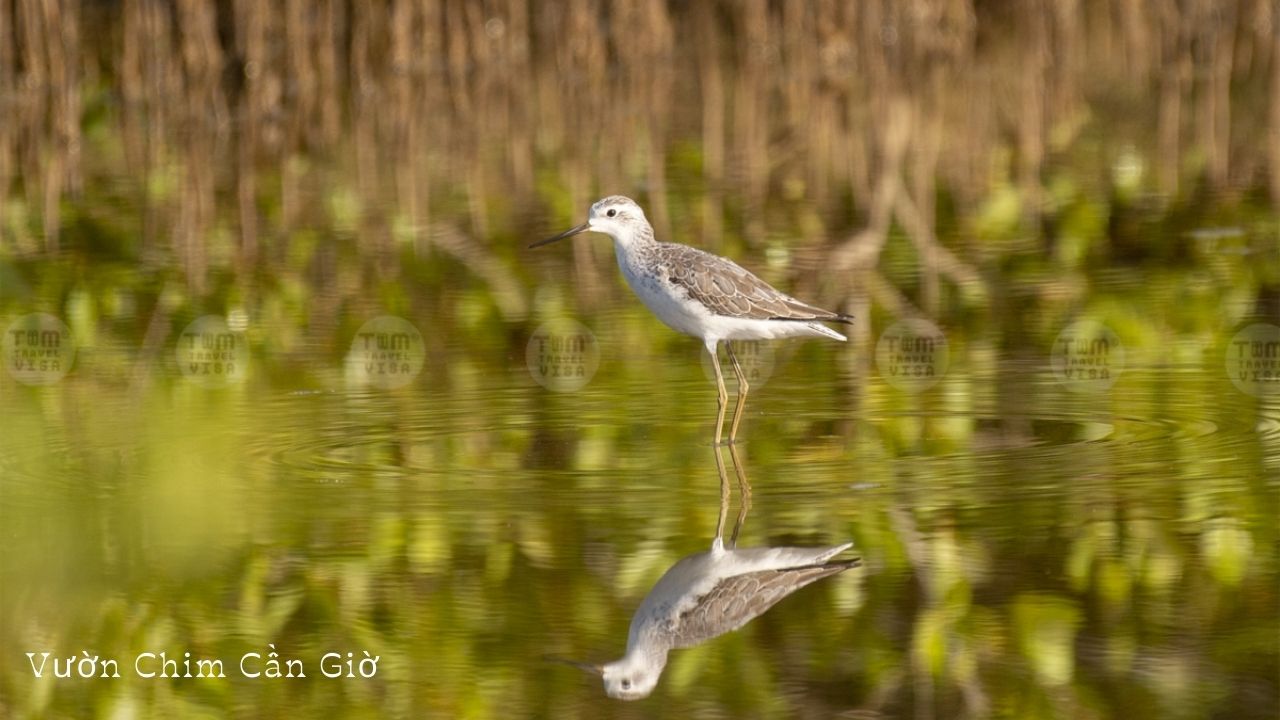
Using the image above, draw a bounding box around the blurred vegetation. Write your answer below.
[0,1,1278,718]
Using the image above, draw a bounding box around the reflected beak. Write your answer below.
[544,655,604,676]
[530,221,591,249]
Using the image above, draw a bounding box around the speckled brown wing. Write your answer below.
[666,561,859,649]
[659,244,852,323]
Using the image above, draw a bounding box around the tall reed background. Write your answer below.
[3,1,1275,300]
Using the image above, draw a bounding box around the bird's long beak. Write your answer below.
[530,221,591,249]
[543,655,604,676]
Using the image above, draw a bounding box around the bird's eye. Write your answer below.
[620,679,631,690]
[607,208,617,218]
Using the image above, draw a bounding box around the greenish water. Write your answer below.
[2,288,1277,718]
[2,2,1280,718]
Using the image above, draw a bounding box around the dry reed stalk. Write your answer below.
[1272,5,1280,208]
[694,1,724,250]
[0,2,10,206]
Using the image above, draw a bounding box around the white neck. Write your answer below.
[609,222,655,251]
[602,640,669,692]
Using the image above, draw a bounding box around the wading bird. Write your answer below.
[533,196,851,446]
[566,538,860,700]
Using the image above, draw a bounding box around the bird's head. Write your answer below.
[600,653,664,701]
[531,196,649,248]
[548,650,665,701]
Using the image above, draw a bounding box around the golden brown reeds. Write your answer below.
[0,1,1274,295]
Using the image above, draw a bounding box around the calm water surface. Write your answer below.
[3,314,1277,718]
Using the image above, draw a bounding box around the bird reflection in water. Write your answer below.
[560,473,861,700]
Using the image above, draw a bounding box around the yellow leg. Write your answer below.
[726,441,752,548]
[707,340,733,544]
[708,341,728,447]
[713,435,731,544]
[726,342,750,444]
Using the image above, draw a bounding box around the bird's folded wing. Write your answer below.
[666,245,846,322]
[668,563,855,649]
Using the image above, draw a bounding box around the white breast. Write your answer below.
[614,245,710,338]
